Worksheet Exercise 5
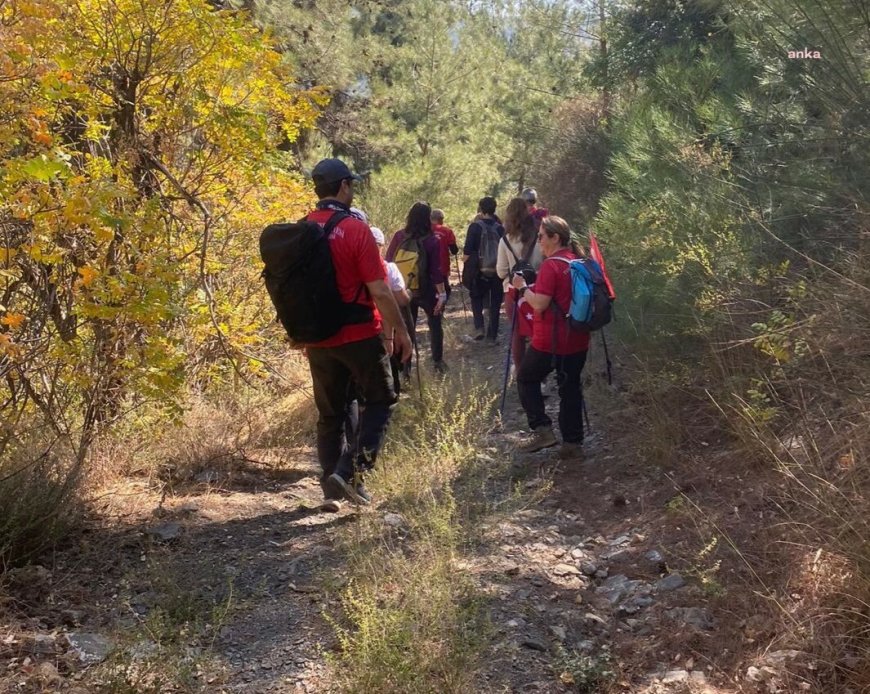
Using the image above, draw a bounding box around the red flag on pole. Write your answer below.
[588,231,616,300]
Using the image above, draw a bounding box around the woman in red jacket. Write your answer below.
[511,216,589,459]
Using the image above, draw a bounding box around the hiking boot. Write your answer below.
[473,328,485,341]
[433,360,448,374]
[559,442,584,460]
[519,427,557,453]
[355,482,372,505]
[326,472,371,506]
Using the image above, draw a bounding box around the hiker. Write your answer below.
[498,197,543,372]
[463,196,504,344]
[431,209,458,300]
[521,187,549,230]
[304,158,412,508]
[510,215,589,459]
[386,201,448,373]
[372,226,413,391]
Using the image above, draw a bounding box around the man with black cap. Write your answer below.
[305,158,412,509]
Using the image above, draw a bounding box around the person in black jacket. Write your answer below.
[463,196,504,344]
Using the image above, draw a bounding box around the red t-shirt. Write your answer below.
[432,223,457,279]
[305,207,384,348]
[529,206,549,229]
[531,249,590,355]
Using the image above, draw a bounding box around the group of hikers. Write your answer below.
[260,157,606,511]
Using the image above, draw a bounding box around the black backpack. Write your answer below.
[504,237,537,284]
[478,219,501,277]
[259,211,373,344]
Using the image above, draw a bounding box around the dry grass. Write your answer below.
[673,251,869,691]
[327,375,497,694]
[0,421,84,568]
[88,352,315,487]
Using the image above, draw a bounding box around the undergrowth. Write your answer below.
[626,249,869,692]
[0,422,83,568]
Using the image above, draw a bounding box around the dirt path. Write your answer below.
[1,294,787,693]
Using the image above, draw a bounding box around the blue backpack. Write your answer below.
[550,256,613,332]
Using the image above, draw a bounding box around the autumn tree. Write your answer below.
[0,0,322,562]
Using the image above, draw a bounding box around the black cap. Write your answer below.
[311,158,363,185]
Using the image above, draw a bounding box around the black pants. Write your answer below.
[307,336,397,482]
[411,298,444,364]
[517,346,587,443]
[471,276,502,339]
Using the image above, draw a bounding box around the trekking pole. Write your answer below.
[454,255,470,323]
[499,293,520,416]
[581,383,591,433]
[600,330,613,386]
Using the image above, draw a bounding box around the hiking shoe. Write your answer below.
[320,498,342,512]
[519,427,557,453]
[473,328,485,341]
[355,482,372,505]
[485,336,498,346]
[327,472,370,505]
[559,442,584,460]
[433,360,448,374]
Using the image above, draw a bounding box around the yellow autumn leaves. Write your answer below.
[0,0,324,414]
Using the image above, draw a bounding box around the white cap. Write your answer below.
[370,226,385,245]
[350,206,368,222]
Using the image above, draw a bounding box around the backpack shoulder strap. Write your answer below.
[504,237,521,264]
[323,210,349,236]
[522,238,537,262]
[544,255,572,317]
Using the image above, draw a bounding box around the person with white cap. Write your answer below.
[521,187,549,230]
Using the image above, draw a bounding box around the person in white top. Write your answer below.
[371,226,413,391]
[371,226,410,306]
[497,197,544,372]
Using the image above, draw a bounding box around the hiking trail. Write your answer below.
[1,293,781,693]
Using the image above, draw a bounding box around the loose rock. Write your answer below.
[644,549,664,563]
[667,606,716,631]
[522,637,547,652]
[148,522,182,542]
[383,512,405,528]
[549,625,567,641]
[552,563,581,577]
[662,669,689,683]
[580,562,598,577]
[655,573,686,592]
[66,632,113,665]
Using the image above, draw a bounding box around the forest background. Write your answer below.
[0,0,867,690]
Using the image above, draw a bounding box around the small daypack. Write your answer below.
[392,233,430,298]
[478,219,501,277]
[550,256,613,332]
[505,237,537,284]
[259,211,373,344]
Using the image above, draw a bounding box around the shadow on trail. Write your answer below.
[21,474,356,692]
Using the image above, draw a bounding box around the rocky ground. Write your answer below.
[0,295,810,693]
